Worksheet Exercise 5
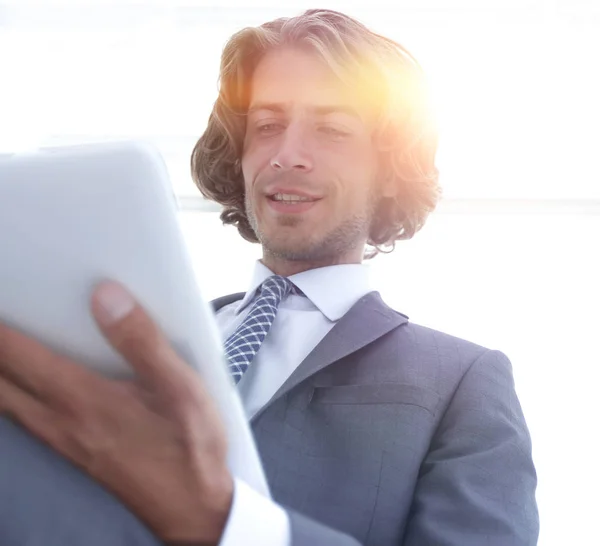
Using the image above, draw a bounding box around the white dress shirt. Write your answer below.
[217,261,372,546]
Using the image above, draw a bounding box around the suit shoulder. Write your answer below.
[375,294,502,368]
[402,321,491,354]
[384,320,515,400]
[389,314,510,373]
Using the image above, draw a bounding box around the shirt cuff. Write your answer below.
[219,477,290,546]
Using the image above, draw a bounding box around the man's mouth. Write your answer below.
[265,191,322,214]
[268,192,319,203]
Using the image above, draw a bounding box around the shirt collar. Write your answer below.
[234,262,277,314]
[235,260,372,322]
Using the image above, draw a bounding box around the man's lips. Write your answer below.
[264,187,322,201]
[262,181,322,199]
[264,191,322,214]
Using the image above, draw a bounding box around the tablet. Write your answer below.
[0,141,270,498]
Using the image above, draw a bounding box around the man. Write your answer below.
[0,9,538,546]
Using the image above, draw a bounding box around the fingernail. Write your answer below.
[94,282,135,325]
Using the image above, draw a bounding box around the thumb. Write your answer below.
[91,281,185,386]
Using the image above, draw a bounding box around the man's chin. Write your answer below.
[258,233,319,261]
[263,242,317,262]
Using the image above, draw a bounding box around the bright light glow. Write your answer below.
[1,4,599,198]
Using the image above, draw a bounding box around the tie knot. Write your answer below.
[259,275,300,301]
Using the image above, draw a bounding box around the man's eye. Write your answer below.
[318,126,350,138]
[256,123,283,134]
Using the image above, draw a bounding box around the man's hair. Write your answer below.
[191,9,441,258]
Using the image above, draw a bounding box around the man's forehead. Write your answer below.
[247,49,374,121]
[249,75,356,109]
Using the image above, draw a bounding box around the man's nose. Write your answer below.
[269,124,314,172]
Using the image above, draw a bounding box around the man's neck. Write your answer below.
[260,252,364,277]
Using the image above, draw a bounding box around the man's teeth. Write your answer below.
[271,193,315,202]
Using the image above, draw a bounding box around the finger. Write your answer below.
[0,321,101,407]
[91,281,191,391]
[0,375,98,474]
[0,373,65,452]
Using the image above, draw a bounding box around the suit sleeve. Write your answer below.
[402,349,539,545]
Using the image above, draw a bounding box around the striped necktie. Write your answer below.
[225,275,301,384]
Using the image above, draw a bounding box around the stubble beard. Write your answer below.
[245,193,376,263]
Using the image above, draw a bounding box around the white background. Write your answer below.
[1,2,599,544]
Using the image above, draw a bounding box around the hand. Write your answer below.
[0,281,233,545]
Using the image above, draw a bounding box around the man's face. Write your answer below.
[241,47,380,264]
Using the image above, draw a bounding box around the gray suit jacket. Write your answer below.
[0,291,538,545]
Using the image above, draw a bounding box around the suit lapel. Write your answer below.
[255,291,408,420]
[211,292,245,311]
[211,290,409,419]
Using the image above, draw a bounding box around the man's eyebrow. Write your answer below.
[247,102,287,115]
[311,105,361,120]
[247,102,362,120]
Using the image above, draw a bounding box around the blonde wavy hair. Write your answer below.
[191,9,441,258]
